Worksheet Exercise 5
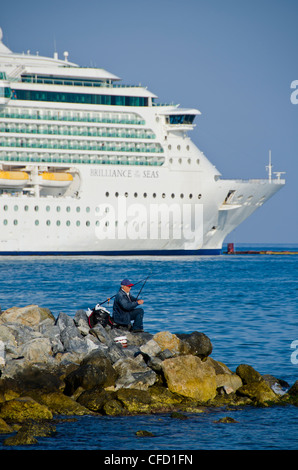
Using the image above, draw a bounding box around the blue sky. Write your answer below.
[1,0,297,244]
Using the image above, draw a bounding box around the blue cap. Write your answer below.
[121,278,134,287]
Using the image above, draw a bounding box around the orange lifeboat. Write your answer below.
[0,170,29,188]
[38,172,73,188]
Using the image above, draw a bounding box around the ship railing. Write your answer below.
[152,102,176,107]
[220,177,286,184]
[19,76,144,89]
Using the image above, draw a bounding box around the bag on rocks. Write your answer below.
[87,305,114,329]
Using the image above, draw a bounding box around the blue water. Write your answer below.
[0,244,297,450]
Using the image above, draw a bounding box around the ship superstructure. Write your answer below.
[0,29,285,254]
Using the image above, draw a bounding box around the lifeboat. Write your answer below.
[0,170,29,188]
[38,172,73,188]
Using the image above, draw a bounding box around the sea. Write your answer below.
[0,243,297,453]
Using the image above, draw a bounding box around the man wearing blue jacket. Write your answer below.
[112,278,144,332]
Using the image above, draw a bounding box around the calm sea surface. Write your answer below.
[0,244,297,451]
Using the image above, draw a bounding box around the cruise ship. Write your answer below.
[0,29,285,255]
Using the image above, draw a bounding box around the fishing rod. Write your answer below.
[136,272,151,300]
[99,275,151,306]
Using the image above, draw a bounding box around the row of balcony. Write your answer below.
[0,151,165,166]
[0,122,156,139]
[0,108,145,125]
[0,137,163,153]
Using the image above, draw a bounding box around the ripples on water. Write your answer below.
[0,244,297,450]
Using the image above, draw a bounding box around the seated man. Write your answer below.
[112,278,144,332]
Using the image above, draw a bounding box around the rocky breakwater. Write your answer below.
[0,304,297,446]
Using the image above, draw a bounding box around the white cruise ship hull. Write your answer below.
[0,29,285,255]
[0,163,283,255]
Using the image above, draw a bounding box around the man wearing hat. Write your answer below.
[112,279,144,332]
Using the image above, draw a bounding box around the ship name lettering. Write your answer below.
[143,170,159,178]
[90,169,132,178]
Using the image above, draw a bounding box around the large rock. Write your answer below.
[178,331,213,358]
[3,421,56,446]
[19,337,53,365]
[236,364,262,384]
[235,364,279,404]
[153,331,181,355]
[0,396,52,421]
[0,326,18,355]
[0,364,67,396]
[208,358,243,393]
[0,305,55,328]
[237,381,279,404]
[0,417,13,434]
[27,391,93,416]
[116,388,152,413]
[73,309,90,336]
[288,380,298,397]
[113,356,157,390]
[76,388,115,413]
[161,355,217,402]
[63,350,117,395]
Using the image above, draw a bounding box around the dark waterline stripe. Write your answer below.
[0,249,221,256]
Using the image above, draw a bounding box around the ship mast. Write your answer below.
[266,149,272,183]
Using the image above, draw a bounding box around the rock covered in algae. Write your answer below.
[0,397,52,422]
[161,355,217,401]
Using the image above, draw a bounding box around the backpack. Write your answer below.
[87,304,114,329]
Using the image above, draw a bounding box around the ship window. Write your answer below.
[198,194,202,199]
[35,220,39,225]
[143,193,147,198]
[46,220,51,226]
[76,221,80,226]
[3,219,8,225]
[46,206,50,212]
[171,193,175,198]
[13,220,18,225]
[66,220,71,226]
[86,207,90,212]
[56,206,61,212]
[4,205,8,211]
[24,205,29,211]
[66,206,71,212]
[14,90,149,107]
[224,190,236,204]
[76,206,81,212]
[56,220,61,226]
[14,205,18,211]
[86,221,90,226]
[168,114,196,125]
[34,205,39,211]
